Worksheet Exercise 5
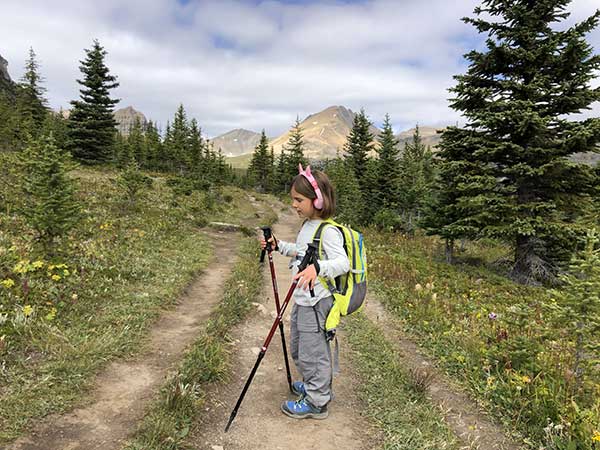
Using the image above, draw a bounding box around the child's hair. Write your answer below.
[291,169,336,219]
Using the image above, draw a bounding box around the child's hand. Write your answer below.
[259,236,277,251]
[294,264,317,291]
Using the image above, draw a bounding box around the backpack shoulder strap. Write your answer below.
[311,219,338,294]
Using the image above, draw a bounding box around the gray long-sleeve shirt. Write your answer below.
[278,219,350,307]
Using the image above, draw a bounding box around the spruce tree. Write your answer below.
[188,118,204,171]
[398,125,435,232]
[421,126,481,262]
[68,39,120,164]
[167,104,190,174]
[18,135,81,253]
[144,121,162,170]
[17,47,48,137]
[275,147,288,192]
[326,156,364,227]
[430,1,600,282]
[42,111,69,151]
[343,108,374,188]
[284,117,308,179]
[374,114,401,213]
[248,130,273,192]
[126,118,145,166]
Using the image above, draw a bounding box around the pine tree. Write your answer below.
[398,125,435,232]
[68,39,120,164]
[284,117,308,179]
[548,229,600,397]
[421,126,480,262]
[127,117,145,166]
[248,130,273,192]
[17,47,48,137]
[168,104,190,174]
[18,135,81,253]
[268,146,276,191]
[373,114,401,213]
[144,121,162,170]
[188,118,204,171]
[343,108,374,188]
[275,147,288,192]
[325,156,364,227]
[429,1,600,282]
[42,111,69,151]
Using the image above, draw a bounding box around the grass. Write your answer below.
[0,163,276,443]
[365,229,600,449]
[344,312,461,450]
[123,237,265,450]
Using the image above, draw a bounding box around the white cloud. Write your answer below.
[1,0,598,137]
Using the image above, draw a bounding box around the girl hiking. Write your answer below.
[260,164,350,420]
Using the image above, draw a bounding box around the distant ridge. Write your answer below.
[396,126,444,148]
[211,129,262,157]
[270,105,381,159]
[219,106,450,166]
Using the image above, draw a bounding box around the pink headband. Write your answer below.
[298,164,323,209]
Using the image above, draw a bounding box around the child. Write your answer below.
[260,164,350,420]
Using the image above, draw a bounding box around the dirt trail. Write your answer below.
[7,230,240,450]
[363,300,522,450]
[190,208,378,450]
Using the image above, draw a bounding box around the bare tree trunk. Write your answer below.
[445,238,454,264]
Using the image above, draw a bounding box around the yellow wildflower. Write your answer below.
[521,375,531,384]
[51,274,61,282]
[1,279,15,288]
[13,260,31,274]
[592,431,600,443]
[63,269,70,276]
[32,260,44,269]
[23,305,33,317]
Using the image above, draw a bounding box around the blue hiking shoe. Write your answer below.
[280,398,328,420]
[291,381,306,398]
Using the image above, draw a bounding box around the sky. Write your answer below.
[2,0,599,138]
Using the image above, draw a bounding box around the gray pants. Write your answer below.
[290,296,333,408]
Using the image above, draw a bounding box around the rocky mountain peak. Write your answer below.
[113,106,147,135]
[269,105,381,159]
[211,129,262,157]
[0,53,15,97]
[0,54,11,82]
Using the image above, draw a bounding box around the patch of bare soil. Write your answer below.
[190,208,379,450]
[6,230,240,450]
[362,299,523,450]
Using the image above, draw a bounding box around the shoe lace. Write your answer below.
[294,398,307,408]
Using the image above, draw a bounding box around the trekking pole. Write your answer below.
[225,243,318,432]
[260,226,293,394]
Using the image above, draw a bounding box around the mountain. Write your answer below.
[211,129,262,157]
[270,105,381,159]
[0,53,16,98]
[114,106,147,135]
[396,126,444,149]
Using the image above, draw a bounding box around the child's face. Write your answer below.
[291,186,317,219]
